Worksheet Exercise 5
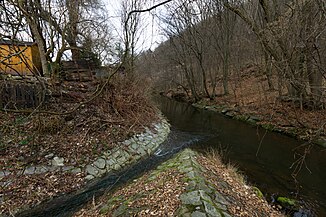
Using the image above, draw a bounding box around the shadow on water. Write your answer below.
[155,96,326,217]
[14,96,326,217]
[15,129,211,217]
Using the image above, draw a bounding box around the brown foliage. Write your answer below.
[0,76,158,215]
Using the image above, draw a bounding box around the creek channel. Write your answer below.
[16,129,208,217]
[15,97,325,217]
[156,96,326,217]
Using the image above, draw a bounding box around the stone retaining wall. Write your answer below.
[193,103,326,148]
[0,116,170,184]
[175,149,232,217]
[85,117,170,180]
[101,148,233,216]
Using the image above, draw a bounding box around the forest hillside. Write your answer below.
[136,0,326,144]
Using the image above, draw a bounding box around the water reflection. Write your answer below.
[156,96,326,216]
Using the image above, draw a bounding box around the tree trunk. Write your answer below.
[199,61,211,99]
[26,18,49,76]
[307,47,323,107]
[264,51,274,90]
[222,51,229,95]
[66,0,80,61]
[305,3,322,107]
[185,67,200,101]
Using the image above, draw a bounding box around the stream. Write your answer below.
[156,96,326,217]
[16,97,326,217]
[16,130,207,217]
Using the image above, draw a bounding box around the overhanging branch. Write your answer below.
[123,0,173,66]
[127,0,173,19]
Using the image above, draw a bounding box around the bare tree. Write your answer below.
[0,1,26,40]
[13,0,50,75]
[65,0,80,61]
[210,0,238,95]
[161,0,217,100]
[120,0,144,74]
[224,0,326,107]
[2,0,112,76]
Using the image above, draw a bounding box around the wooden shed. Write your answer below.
[0,40,42,76]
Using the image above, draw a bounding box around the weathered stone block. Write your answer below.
[112,150,121,159]
[191,211,207,217]
[86,165,99,176]
[70,168,82,174]
[203,201,221,217]
[180,191,202,206]
[123,140,131,145]
[199,190,211,201]
[94,158,106,169]
[61,166,75,172]
[131,143,138,150]
[113,164,121,171]
[116,156,127,165]
[23,166,36,175]
[214,193,229,206]
[106,159,116,166]
[35,166,47,173]
[52,157,64,167]
[85,175,95,180]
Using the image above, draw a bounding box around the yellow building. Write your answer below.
[0,40,42,76]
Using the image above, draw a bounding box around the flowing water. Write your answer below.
[16,130,207,217]
[156,97,326,217]
[15,97,326,217]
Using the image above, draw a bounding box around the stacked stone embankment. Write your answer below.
[85,117,170,180]
[0,116,170,184]
[97,149,233,216]
[175,149,232,217]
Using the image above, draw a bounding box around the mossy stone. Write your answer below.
[191,211,207,217]
[252,187,264,199]
[261,124,275,131]
[315,139,326,148]
[235,115,249,121]
[176,206,191,216]
[277,196,296,207]
[247,118,257,125]
[180,191,202,206]
[112,204,128,217]
[203,201,222,217]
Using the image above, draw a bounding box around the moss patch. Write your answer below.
[277,196,297,207]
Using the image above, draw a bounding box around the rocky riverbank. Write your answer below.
[75,148,283,216]
[160,66,326,148]
[0,76,163,215]
[84,117,170,180]
[0,115,170,216]
[192,102,326,148]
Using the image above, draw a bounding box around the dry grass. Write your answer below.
[204,148,247,185]
[198,150,285,217]
[74,169,186,217]
[0,75,159,215]
[74,148,284,217]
